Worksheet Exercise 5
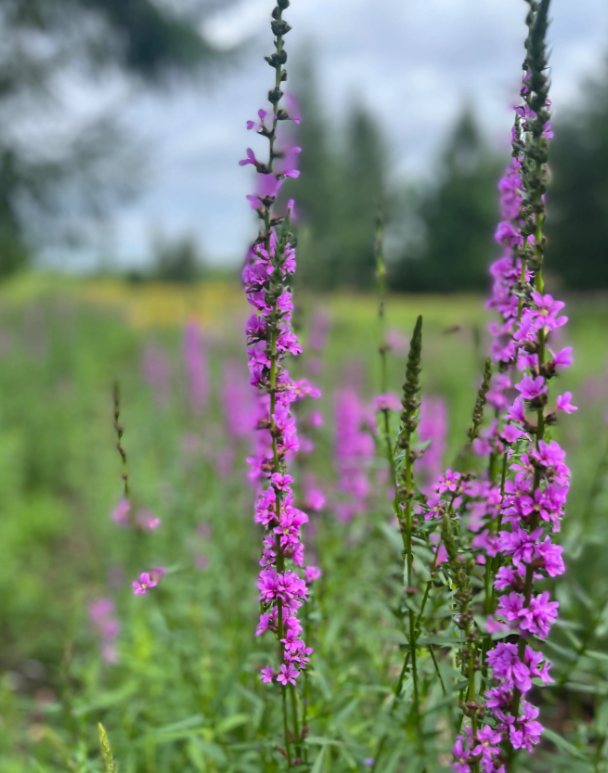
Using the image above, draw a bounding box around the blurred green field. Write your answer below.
[1,276,607,772]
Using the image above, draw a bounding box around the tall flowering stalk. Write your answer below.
[183,318,209,413]
[240,1,317,764]
[452,1,575,770]
[371,315,426,772]
[397,315,424,716]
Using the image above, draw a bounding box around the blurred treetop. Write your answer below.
[0,0,237,279]
[286,54,388,291]
[547,55,608,290]
[389,108,502,293]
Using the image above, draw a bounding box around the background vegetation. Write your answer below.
[0,276,607,771]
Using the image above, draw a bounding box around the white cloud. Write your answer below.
[57,0,608,270]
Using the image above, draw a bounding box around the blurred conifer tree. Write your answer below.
[0,0,236,279]
[389,108,501,293]
[547,56,608,289]
[289,55,387,290]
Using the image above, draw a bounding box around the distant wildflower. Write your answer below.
[132,567,165,596]
[142,342,171,406]
[89,599,120,665]
[135,509,160,531]
[240,0,318,696]
[111,498,131,526]
[183,319,209,413]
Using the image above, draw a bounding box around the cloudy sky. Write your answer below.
[62,0,608,271]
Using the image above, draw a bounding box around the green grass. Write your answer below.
[0,279,607,772]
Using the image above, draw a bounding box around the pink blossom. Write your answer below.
[112,498,131,526]
[515,375,547,401]
[132,572,157,595]
[183,319,209,413]
[374,393,401,412]
[556,392,577,414]
[277,663,300,685]
[260,666,275,683]
[135,509,160,531]
[305,565,322,583]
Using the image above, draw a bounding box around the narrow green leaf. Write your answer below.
[310,747,326,773]
[305,735,344,747]
[417,635,465,647]
[98,723,117,773]
[542,728,588,760]
[586,650,608,663]
[565,681,608,696]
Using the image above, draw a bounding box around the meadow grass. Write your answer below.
[0,278,606,772]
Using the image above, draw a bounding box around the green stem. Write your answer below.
[282,686,292,766]
[289,684,300,759]
[369,654,412,773]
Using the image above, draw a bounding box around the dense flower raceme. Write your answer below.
[89,599,120,665]
[449,32,573,769]
[240,14,320,686]
[305,309,331,376]
[335,388,376,522]
[132,567,166,595]
[142,341,171,406]
[222,359,258,445]
[183,319,209,413]
[111,498,160,531]
[416,396,448,493]
[244,233,321,681]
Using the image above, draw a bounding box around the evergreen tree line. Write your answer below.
[0,0,237,280]
[288,56,608,293]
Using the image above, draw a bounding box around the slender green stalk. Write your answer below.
[397,316,423,725]
[370,653,412,773]
[289,685,301,760]
[113,382,129,498]
[282,686,293,765]
[98,724,117,773]
[259,3,299,762]
[509,0,552,728]
[468,359,492,442]
[375,208,398,487]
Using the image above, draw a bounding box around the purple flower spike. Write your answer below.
[556,392,577,414]
[239,148,259,167]
[239,3,318,700]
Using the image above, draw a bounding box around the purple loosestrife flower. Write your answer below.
[183,319,209,413]
[222,360,257,441]
[556,391,577,413]
[334,388,375,519]
[303,472,325,512]
[142,342,172,406]
[132,567,165,596]
[417,396,448,492]
[374,393,402,413]
[451,4,573,768]
[240,2,318,701]
[89,599,120,665]
[111,498,131,526]
[132,572,156,595]
[135,509,160,531]
[304,565,322,583]
[111,498,161,532]
[308,309,330,353]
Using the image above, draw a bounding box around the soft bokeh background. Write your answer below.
[2,1,608,771]
[2,0,608,285]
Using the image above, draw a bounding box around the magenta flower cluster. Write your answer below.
[132,567,166,595]
[89,598,120,665]
[450,59,573,771]
[112,498,160,531]
[334,388,376,521]
[240,48,320,686]
[183,319,209,413]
